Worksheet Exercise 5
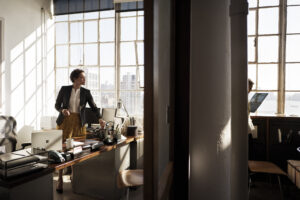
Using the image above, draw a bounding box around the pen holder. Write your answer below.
[127,125,137,136]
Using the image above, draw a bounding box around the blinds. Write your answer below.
[54,0,143,15]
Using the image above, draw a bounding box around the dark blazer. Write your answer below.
[55,85,102,127]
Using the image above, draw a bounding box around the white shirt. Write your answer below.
[69,88,80,113]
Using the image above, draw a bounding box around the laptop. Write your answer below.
[31,130,63,151]
[250,93,268,113]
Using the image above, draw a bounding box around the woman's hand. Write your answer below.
[62,109,70,116]
[99,119,106,129]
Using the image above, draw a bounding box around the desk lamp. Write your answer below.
[116,99,129,118]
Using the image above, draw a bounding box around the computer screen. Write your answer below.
[250,93,268,113]
[85,107,101,127]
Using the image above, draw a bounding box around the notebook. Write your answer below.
[31,130,63,151]
[250,93,268,113]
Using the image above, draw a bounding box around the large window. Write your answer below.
[248,0,300,115]
[54,10,144,119]
[0,18,2,111]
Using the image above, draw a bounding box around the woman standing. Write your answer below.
[55,69,105,192]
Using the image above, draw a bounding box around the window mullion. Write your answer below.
[278,0,287,114]
[116,12,121,103]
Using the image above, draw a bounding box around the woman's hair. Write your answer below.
[70,69,84,83]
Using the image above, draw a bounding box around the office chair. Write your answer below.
[0,116,17,154]
[117,169,143,200]
[248,160,286,200]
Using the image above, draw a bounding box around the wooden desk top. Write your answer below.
[50,135,143,170]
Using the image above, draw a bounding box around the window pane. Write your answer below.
[100,19,115,42]
[70,45,83,65]
[288,0,300,5]
[120,67,136,90]
[258,8,279,34]
[120,91,136,115]
[138,11,144,15]
[100,67,115,90]
[137,42,144,65]
[91,90,100,106]
[70,22,83,43]
[248,64,256,89]
[248,37,255,62]
[84,12,99,19]
[84,44,98,65]
[56,68,68,92]
[101,92,115,108]
[257,64,278,90]
[287,6,300,33]
[55,15,68,22]
[138,16,144,40]
[84,21,98,42]
[139,66,144,88]
[120,12,136,17]
[285,92,300,115]
[286,64,300,90]
[258,36,278,62]
[55,22,68,44]
[56,45,68,67]
[100,10,115,18]
[121,17,136,41]
[136,91,144,116]
[259,0,279,6]
[248,11,256,35]
[248,0,257,8]
[120,42,136,65]
[257,92,277,114]
[100,43,114,66]
[286,35,300,62]
[69,13,83,21]
[85,67,99,90]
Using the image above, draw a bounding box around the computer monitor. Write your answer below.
[31,130,63,151]
[85,107,101,127]
[250,93,268,113]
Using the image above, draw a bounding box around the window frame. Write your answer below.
[248,0,300,114]
[0,18,4,111]
[54,11,144,117]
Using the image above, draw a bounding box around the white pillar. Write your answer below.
[189,0,232,199]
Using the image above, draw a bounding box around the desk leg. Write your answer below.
[130,140,137,169]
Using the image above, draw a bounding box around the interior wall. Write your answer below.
[153,0,171,179]
[189,0,232,199]
[0,0,55,131]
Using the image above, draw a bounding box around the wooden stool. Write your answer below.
[248,160,286,200]
[117,169,143,200]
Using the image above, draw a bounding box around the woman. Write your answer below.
[54,69,105,192]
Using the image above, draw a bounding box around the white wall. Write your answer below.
[0,0,55,130]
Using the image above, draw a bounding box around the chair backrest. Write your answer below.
[0,116,17,154]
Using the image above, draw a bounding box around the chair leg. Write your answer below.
[277,175,284,200]
[126,187,129,200]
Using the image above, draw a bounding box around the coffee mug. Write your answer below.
[66,138,74,149]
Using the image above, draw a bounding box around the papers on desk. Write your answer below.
[64,141,84,147]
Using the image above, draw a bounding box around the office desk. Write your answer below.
[250,114,300,170]
[50,135,143,170]
[51,135,143,199]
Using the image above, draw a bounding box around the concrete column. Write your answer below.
[230,0,249,199]
[189,0,232,199]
